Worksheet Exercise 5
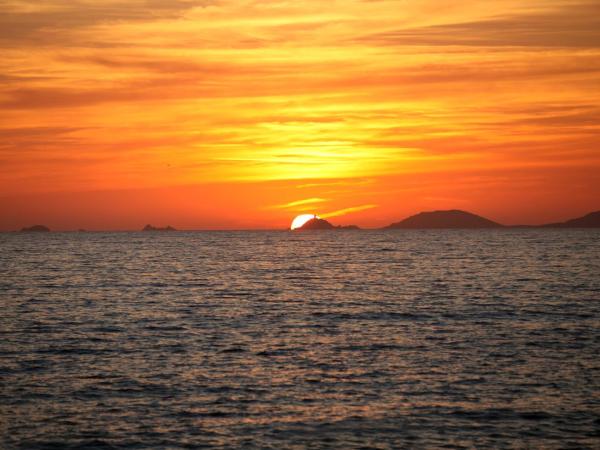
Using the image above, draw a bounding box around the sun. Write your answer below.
[290,214,318,230]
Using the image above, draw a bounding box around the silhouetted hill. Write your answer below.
[386,210,502,229]
[543,211,600,228]
[296,217,335,230]
[143,224,176,231]
[295,218,360,231]
[21,225,50,232]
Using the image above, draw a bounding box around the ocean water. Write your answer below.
[1,230,599,449]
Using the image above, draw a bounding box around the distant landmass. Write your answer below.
[386,210,502,229]
[295,217,360,231]
[143,224,176,231]
[21,225,50,232]
[14,210,600,233]
[543,211,600,228]
[384,209,600,229]
[296,209,600,230]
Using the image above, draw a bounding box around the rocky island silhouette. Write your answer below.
[20,225,50,232]
[295,217,360,230]
[386,210,502,229]
[142,224,176,231]
[543,211,600,228]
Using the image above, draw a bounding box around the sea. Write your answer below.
[1,229,599,449]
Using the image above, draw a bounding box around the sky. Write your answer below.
[1,0,599,230]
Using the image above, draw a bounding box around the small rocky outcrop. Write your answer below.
[295,218,360,231]
[21,225,50,232]
[143,224,176,231]
[297,217,335,230]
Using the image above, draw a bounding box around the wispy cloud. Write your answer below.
[0,0,217,45]
[321,204,378,219]
[271,197,328,209]
[358,2,600,48]
[296,179,374,189]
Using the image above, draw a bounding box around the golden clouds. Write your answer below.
[273,198,327,209]
[320,205,378,219]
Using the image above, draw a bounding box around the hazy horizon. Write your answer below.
[7,207,600,232]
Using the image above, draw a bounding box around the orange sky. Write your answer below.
[1,0,599,230]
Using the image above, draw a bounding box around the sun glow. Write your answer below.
[290,214,318,230]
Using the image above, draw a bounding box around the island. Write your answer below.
[294,217,360,231]
[543,211,600,228]
[21,225,50,232]
[142,224,176,231]
[383,209,600,229]
[386,210,502,229]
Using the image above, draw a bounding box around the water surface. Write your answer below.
[1,230,599,448]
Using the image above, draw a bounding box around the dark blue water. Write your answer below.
[1,230,600,449]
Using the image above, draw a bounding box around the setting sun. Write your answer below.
[290,214,318,230]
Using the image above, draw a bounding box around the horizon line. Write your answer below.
[7,208,600,233]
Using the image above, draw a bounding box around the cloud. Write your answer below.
[513,108,600,127]
[296,179,373,189]
[358,2,600,48]
[0,0,217,46]
[271,197,328,209]
[321,204,378,218]
[0,126,84,139]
